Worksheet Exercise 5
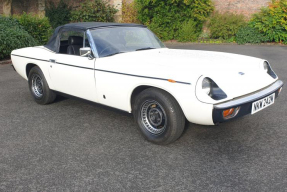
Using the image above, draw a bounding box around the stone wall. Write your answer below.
[1,0,271,19]
[213,0,270,18]
[1,0,122,21]
[11,0,38,15]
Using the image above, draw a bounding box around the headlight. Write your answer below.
[202,77,227,100]
[202,78,211,95]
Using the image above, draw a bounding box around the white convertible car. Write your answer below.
[11,22,283,144]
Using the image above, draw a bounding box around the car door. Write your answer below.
[48,30,97,102]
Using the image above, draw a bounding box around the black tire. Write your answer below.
[133,88,186,145]
[28,66,56,105]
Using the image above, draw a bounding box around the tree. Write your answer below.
[3,0,12,16]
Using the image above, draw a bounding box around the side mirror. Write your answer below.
[80,47,93,59]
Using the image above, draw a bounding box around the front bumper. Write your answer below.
[213,80,283,124]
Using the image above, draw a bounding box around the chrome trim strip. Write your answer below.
[56,62,94,70]
[11,54,49,62]
[10,54,191,85]
[214,80,283,109]
[94,68,191,85]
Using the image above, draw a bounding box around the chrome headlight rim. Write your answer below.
[263,61,269,72]
[202,78,211,95]
[201,77,227,101]
[264,61,277,79]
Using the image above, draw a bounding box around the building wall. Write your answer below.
[1,0,271,19]
[1,0,122,20]
[213,0,270,18]
[11,0,38,15]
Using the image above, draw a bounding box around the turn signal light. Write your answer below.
[278,87,283,95]
[168,79,176,83]
[223,107,240,119]
[223,108,234,117]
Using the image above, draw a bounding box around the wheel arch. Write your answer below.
[25,63,54,89]
[129,85,187,119]
[26,63,38,78]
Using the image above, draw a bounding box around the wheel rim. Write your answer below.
[141,100,167,135]
[31,74,44,98]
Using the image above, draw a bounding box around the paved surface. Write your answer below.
[0,44,286,191]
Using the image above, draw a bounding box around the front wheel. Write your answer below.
[133,88,186,145]
[28,66,56,105]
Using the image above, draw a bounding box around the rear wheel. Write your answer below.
[133,88,186,145]
[28,66,56,105]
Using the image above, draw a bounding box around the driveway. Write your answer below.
[0,44,286,191]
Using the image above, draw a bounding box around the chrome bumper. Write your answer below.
[213,80,283,124]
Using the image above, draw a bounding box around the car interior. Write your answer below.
[58,31,90,56]
[67,36,83,55]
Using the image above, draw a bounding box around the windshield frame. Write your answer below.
[86,26,165,58]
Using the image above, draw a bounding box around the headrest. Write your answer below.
[68,36,83,45]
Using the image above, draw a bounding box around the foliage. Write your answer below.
[236,26,269,44]
[198,39,224,44]
[45,0,72,29]
[177,20,200,42]
[71,0,118,22]
[136,0,214,41]
[208,12,247,41]
[121,0,139,23]
[249,0,287,44]
[198,31,211,40]
[14,13,52,45]
[0,16,37,59]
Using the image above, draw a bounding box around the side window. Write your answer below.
[59,31,85,55]
[84,32,90,48]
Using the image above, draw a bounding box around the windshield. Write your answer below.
[90,27,165,57]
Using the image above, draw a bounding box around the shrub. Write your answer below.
[177,20,200,42]
[236,26,269,44]
[45,0,72,29]
[0,16,37,59]
[250,0,287,43]
[208,12,247,41]
[15,13,52,45]
[121,0,139,23]
[136,0,214,41]
[71,0,118,22]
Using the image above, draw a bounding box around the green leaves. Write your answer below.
[0,16,37,59]
[236,26,269,44]
[45,0,72,29]
[208,12,247,41]
[136,0,213,41]
[250,0,287,44]
[71,0,118,23]
[14,13,52,45]
[177,20,201,42]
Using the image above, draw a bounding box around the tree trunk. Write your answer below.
[38,0,45,16]
[113,0,122,22]
[3,0,12,16]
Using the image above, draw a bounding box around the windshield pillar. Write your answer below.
[87,29,99,58]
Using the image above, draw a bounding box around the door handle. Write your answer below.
[49,59,56,63]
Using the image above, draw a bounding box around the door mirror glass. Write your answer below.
[80,47,92,58]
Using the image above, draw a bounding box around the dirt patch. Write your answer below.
[0,60,12,65]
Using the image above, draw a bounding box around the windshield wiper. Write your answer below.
[136,47,156,51]
[104,51,126,57]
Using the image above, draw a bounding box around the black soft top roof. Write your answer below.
[44,22,145,52]
[63,22,145,30]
